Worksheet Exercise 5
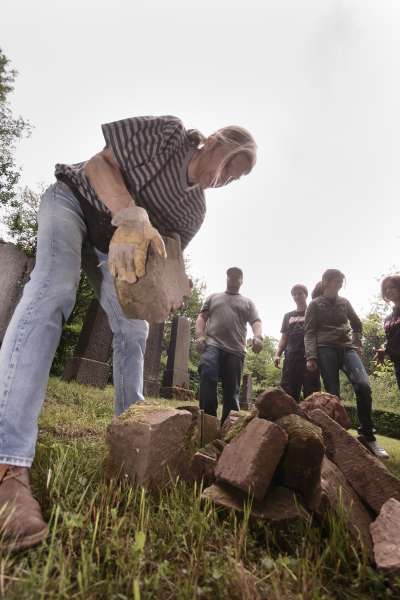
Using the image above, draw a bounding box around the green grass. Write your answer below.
[0,378,399,599]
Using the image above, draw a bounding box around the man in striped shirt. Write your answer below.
[0,115,257,549]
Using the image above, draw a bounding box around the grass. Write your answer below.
[0,377,399,599]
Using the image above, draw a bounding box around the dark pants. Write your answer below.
[199,345,243,424]
[394,360,400,391]
[318,346,375,441]
[280,351,321,402]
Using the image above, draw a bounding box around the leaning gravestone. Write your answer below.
[143,322,165,397]
[62,298,113,388]
[239,374,253,410]
[161,315,191,398]
[0,241,35,345]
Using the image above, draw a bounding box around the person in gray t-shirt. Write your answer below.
[195,267,263,423]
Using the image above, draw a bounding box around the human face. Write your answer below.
[323,276,343,297]
[191,141,253,189]
[226,272,243,293]
[384,282,400,304]
[292,289,307,309]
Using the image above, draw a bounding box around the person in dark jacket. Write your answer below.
[376,275,400,391]
[304,269,389,459]
[274,284,320,401]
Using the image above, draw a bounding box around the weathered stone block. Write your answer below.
[192,439,226,485]
[275,414,324,501]
[311,409,400,514]
[370,498,400,577]
[256,387,305,421]
[115,236,191,323]
[301,392,351,430]
[215,417,288,500]
[106,405,193,489]
[312,457,372,554]
[202,483,307,525]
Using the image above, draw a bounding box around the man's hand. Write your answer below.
[195,336,207,353]
[252,336,263,353]
[108,206,167,283]
[274,355,281,368]
[306,359,318,372]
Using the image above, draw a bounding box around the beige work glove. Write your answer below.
[108,206,167,283]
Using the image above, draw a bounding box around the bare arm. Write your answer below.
[274,333,288,367]
[84,148,136,215]
[251,320,262,338]
[195,312,208,338]
[195,312,208,352]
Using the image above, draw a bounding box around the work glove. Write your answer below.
[108,206,167,283]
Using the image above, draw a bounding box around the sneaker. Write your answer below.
[360,439,390,460]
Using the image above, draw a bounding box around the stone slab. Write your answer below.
[215,417,288,500]
[115,236,191,323]
[370,498,400,576]
[311,409,400,514]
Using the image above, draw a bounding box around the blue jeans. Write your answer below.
[317,346,375,440]
[0,182,148,467]
[199,345,243,424]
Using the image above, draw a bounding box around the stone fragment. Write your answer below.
[220,410,241,439]
[370,498,400,576]
[191,439,226,485]
[255,387,305,421]
[275,414,324,502]
[201,412,220,446]
[202,483,307,524]
[300,392,351,430]
[0,242,34,344]
[312,457,372,554]
[115,235,191,323]
[106,405,193,489]
[215,417,288,500]
[311,409,400,514]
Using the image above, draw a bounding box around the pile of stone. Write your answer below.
[105,388,400,581]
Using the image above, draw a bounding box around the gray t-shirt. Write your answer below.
[201,292,261,356]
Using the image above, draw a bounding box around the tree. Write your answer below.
[361,311,386,374]
[3,186,40,255]
[0,48,30,207]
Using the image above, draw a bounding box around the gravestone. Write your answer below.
[62,298,113,388]
[161,316,191,398]
[239,374,253,410]
[143,322,164,397]
[0,241,35,345]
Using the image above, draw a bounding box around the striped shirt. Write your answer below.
[55,115,206,252]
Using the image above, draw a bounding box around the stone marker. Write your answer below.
[202,483,306,525]
[370,498,400,577]
[161,316,191,397]
[143,322,164,397]
[115,235,191,323]
[63,298,113,388]
[201,411,220,446]
[313,457,373,554]
[300,392,351,430]
[0,242,34,345]
[239,374,253,411]
[106,405,193,489]
[311,409,400,514]
[275,414,324,501]
[256,387,305,421]
[215,417,288,500]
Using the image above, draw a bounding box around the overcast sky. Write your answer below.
[1,0,399,337]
